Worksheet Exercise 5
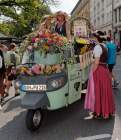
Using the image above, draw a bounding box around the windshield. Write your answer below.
[22,50,34,64]
[22,50,62,65]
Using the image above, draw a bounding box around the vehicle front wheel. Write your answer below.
[26,109,43,131]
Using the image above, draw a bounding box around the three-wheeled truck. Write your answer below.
[15,16,94,131]
[16,43,93,131]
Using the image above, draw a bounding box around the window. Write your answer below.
[94,6,96,15]
[106,13,109,23]
[102,0,104,10]
[115,10,117,23]
[99,17,100,25]
[97,17,100,26]
[94,19,96,25]
[119,7,121,21]
[102,14,104,24]
[107,12,112,23]
[110,12,112,22]
[97,2,100,14]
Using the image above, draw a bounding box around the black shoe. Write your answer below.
[14,93,20,97]
[114,80,119,86]
[4,92,9,98]
[0,97,4,103]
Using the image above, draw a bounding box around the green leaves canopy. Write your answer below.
[0,0,57,37]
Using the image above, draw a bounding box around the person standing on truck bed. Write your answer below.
[55,11,71,41]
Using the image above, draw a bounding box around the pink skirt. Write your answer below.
[84,66,95,112]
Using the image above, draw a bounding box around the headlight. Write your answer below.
[51,80,60,88]
[47,77,66,91]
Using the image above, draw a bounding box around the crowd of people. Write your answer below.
[0,43,20,110]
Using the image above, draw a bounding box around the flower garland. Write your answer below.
[16,64,65,76]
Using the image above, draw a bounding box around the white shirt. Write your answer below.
[0,55,2,68]
[6,51,20,66]
[93,44,102,58]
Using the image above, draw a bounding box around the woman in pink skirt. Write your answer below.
[84,31,115,119]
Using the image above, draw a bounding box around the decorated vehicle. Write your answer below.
[15,14,95,131]
[73,37,96,85]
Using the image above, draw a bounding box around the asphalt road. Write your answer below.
[0,55,121,140]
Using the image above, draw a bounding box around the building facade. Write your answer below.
[90,0,113,37]
[71,0,90,20]
[71,0,90,36]
[113,0,121,46]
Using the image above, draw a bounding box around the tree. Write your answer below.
[0,0,58,37]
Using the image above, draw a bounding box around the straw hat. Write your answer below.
[41,15,53,23]
[93,30,107,41]
[55,11,69,20]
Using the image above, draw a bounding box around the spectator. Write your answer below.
[84,31,115,119]
[106,37,119,87]
[115,39,121,52]
[0,44,7,110]
[4,43,20,97]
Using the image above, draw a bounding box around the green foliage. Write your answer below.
[0,0,57,37]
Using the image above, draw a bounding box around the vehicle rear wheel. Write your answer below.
[26,109,43,131]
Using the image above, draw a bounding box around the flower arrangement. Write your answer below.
[20,31,38,54]
[18,29,71,76]
[32,32,68,53]
[20,31,68,55]
[16,64,64,76]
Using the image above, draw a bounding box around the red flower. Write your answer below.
[31,37,36,43]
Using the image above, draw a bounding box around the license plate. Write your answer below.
[21,85,47,91]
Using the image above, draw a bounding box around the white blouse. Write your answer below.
[93,44,102,58]
[0,55,3,68]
